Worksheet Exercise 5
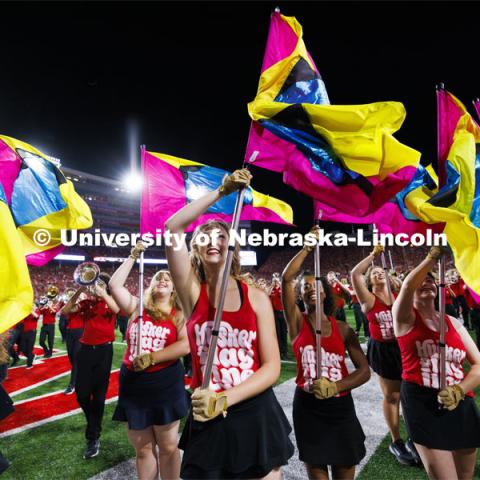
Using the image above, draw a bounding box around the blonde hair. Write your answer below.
[365,265,384,291]
[189,220,242,282]
[142,270,181,326]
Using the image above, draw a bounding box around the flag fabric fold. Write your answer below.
[0,183,33,333]
[246,10,421,219]
[406,91,480,295]
[140,149,293,233]
[0,135,93,266]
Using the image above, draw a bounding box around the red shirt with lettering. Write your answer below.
[22,309,40,332]
[292,315,349,396]
[187,282,259,392]
[124,309,178,373]
[367,295,396,342]
[78,299,115,345]
[397,309,473,396]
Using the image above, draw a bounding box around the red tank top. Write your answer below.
[123,308,178,372]
[187,281,260,392]
[367,295,396,342]
[397,309,473,396]
[292,315,349,396]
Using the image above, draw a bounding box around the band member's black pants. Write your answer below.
[353,303,370,337]
[274,310,288,359]
[59,315,67,343]
[39,324,55,356]
[21,331,36,367]
[66,328,83,388]
[8,326,23,362]
[75,343,113,441]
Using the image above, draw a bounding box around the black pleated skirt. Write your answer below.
[179,387,294,479]
[293,387,366,466]
[401,381,480,450]
[112,360,189,429]
[367,338,402,381]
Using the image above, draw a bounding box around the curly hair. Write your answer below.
[297,271,335,316]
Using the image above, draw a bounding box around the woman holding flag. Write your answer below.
[393,247,480,479]
[282,230,369,480]
[351,246,417,466]
[109,242,190,480]
[165,168,294,479]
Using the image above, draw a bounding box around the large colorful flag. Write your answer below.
[406,90,480,295]
[141,148,293,233]
[0,136,93,266]
[0,183,33,333]
[474,98,480,123]
[313,164,445,238]
[245,10,421,219]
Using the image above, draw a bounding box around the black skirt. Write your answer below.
[293,387,366,466]
[367,338,402,381]
[112,360,189,430]
[179,387,294,479]
[401,381,480,450]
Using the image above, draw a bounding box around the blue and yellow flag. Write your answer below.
[406,91,480,295]
[0,135,93,266]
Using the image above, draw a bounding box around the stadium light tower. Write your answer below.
[123,170,143,192]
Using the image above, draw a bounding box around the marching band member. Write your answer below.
[39,287,61,358]
[282,233,369,480]
[326,272,349,322]
[109,243,190,480]
[21,305,40,369]
[60,289,85,395]
[393,247,480,479]
[62,272,119,459]
[269,273,288,360]
[165,168,294,479]
[351,246,417,466]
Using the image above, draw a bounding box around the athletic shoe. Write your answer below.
[405,438,422,466]
[0,452,11,474]
[44,352,52,359]
[26,365,33,370]
[64,385,75,395]
[83,439,100,459]
[389,439,417,466]
[10,356,19,367]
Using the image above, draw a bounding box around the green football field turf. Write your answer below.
[1,310,480,479]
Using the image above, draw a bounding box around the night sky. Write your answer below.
[1,1,479,230]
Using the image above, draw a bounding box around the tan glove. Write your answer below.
[133,352,154,372]
[191,388,228,422]
[304,226,321,253]
[438,384,465,411]
[130,240,147,260]
[218,169,251,196]
[370,244,384,257]
[427,246,448,261]
[312,377,338,400]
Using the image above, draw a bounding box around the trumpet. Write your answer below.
[74,262,106,294]
[46,285,59,299]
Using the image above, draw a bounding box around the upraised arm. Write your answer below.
[165,169,251,317]
[350,245,383,312]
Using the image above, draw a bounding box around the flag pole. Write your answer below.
[314,209,323,380]
[436,83,447,392]
[438,256,447,390]
[136,145,146,357]
[388,250,394,271]
[473,98,480,123]
[200,152,257,389]
[374,224,394,305]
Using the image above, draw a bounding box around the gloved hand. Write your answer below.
[370,245,384,257]
[438,384,465,411]
[130,240,147,260]
[218,169,251,196]
[304,226,321,253]
[191,388,228,422]
[133,352,154,372]
[312,377,338,400]
[427,246,448,261]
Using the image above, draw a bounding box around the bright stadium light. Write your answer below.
[122,171,143,192]
[54,254,86,261]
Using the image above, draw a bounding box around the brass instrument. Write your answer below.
[46,285,59,299]
[73,262,105,294]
